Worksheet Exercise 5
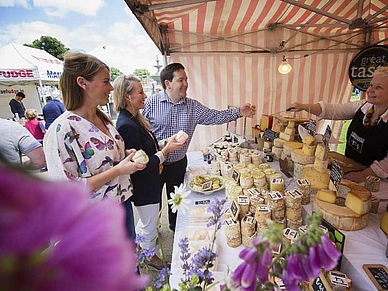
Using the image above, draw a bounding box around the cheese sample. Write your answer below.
[314,157,329,173]
[380,212,388,235]
[132,149,149,164]
[316,188,337,203]
[279,132,294,141]
[302,143,316,156]
[302,165,330,189]
[313,198,369,231]
[345,191,372,215]
[302,134,315,145]
[291,148,316,165]
[315,143,328,160]
[175,130,189,143]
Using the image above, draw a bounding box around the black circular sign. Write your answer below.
[348,45,388,91]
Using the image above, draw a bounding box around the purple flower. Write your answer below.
[317,235,341,271]
[207,197,226,230]
[0,166,148,291]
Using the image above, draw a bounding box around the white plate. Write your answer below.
[188,175,224,195]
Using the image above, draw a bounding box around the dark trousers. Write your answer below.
[161,156,188,231]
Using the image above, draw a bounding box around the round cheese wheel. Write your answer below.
[313,198,369,231]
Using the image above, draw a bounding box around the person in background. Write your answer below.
[9,92,26,119]
[43,94,65,129]
[25,108,46,143]
[113,74,185,268]
[43,51,145,240]
[0,118,46,170]
[288,66,388,183]
[143,62,256,231]
[155,85,163,93]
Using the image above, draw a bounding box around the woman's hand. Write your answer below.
[118,150,146,175]
[288,102,305,112]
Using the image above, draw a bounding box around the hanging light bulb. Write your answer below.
[278,55,292,74]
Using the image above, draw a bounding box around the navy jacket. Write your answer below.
[43,99,65,129]
[116,109,162,206]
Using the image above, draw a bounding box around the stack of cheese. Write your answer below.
[281,141,303,174]
[313,179,372,230]
[300,136,331,189]
[271,120,297,160]
[291,134,316,179]
[285,188,304,229]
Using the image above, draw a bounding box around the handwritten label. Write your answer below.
[231,169,240,183]
[307,119,317,136]
[323,125,332,147]
[363,264,388,290]
[262,129,280,142]
[230,200,240,221]
[330,160,343,190]
[195,200,211,205]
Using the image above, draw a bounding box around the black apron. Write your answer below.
[345,102,388,167]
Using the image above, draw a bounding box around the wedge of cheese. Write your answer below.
[279,132,294,142]
[316,188,337,203]
[345,192,372,215]
[314,158,329,173]
[273,138,286,148]
[283,141,303,156]
[302,143,316,156]
[380,212,388,235]
[302,165,330,189]
[302,134,315,145]
[315,143,328,160]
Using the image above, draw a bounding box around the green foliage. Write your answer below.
[110,67,123,82]
[24,36,69,60]
[133,68,150,81]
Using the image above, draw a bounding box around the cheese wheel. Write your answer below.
[274,138,286,148]
[291,148,316,165]
[313,198,369,231]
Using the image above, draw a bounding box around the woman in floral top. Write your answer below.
[44,51,145,239]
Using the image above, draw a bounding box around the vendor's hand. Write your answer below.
[240,103,256,118]
[118,150,146,175]
[287,102,304,112]
[344,167,375,183]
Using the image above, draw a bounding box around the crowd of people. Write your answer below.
[1,50,387,270]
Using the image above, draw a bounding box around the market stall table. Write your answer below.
[169,151,388,291]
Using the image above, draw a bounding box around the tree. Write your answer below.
[24,36,69,60]
[110,67,123,82]
[133,69,150,82]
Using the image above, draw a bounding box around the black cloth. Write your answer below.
[43,99,65,129]
[9,99,25,118]
[161,156,188,231]
[116,109,162,206]
[345,102,388,167]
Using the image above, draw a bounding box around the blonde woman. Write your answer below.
[289,66,388,183]
[43,52,145,240]
[113,74,185,268]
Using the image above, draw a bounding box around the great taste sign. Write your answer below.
[348,45,388,91]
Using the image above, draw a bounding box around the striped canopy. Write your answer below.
[125,0,388,151]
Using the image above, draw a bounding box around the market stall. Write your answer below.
[170,151,387,291]
[125,0,388,152]
[0,43,63,118]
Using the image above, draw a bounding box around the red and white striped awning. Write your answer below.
[125,0,388,151]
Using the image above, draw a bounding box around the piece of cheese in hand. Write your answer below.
[380,212,388,235]
[132,149,149,164]
[175,130,189,143]
[316,188,337,203]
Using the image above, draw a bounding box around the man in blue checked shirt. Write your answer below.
[143,62,256,231]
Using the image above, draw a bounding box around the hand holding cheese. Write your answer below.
[239,103,256,118]
[175,130,189,143]
[132,149,149,164]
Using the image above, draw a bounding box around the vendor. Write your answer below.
[289,66,388,183]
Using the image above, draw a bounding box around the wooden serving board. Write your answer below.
[328,151,367,174]
[273,113,309,123]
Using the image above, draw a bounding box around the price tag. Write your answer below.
[230,200,240,221]
[231,169,240,183]
[363,264,388,290]
[330,160,343,191]
[307,118,317,136]
[262,129,280,142]
[195,199,211,206]
[323,125,332,147]
[201,180,212,191]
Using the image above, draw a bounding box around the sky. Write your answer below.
[0,0,164,75]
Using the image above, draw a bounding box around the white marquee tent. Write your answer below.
[0,43,63,118]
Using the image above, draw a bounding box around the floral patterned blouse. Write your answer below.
[43,111,133,203]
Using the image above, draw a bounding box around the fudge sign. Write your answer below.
[349,45,388,91]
